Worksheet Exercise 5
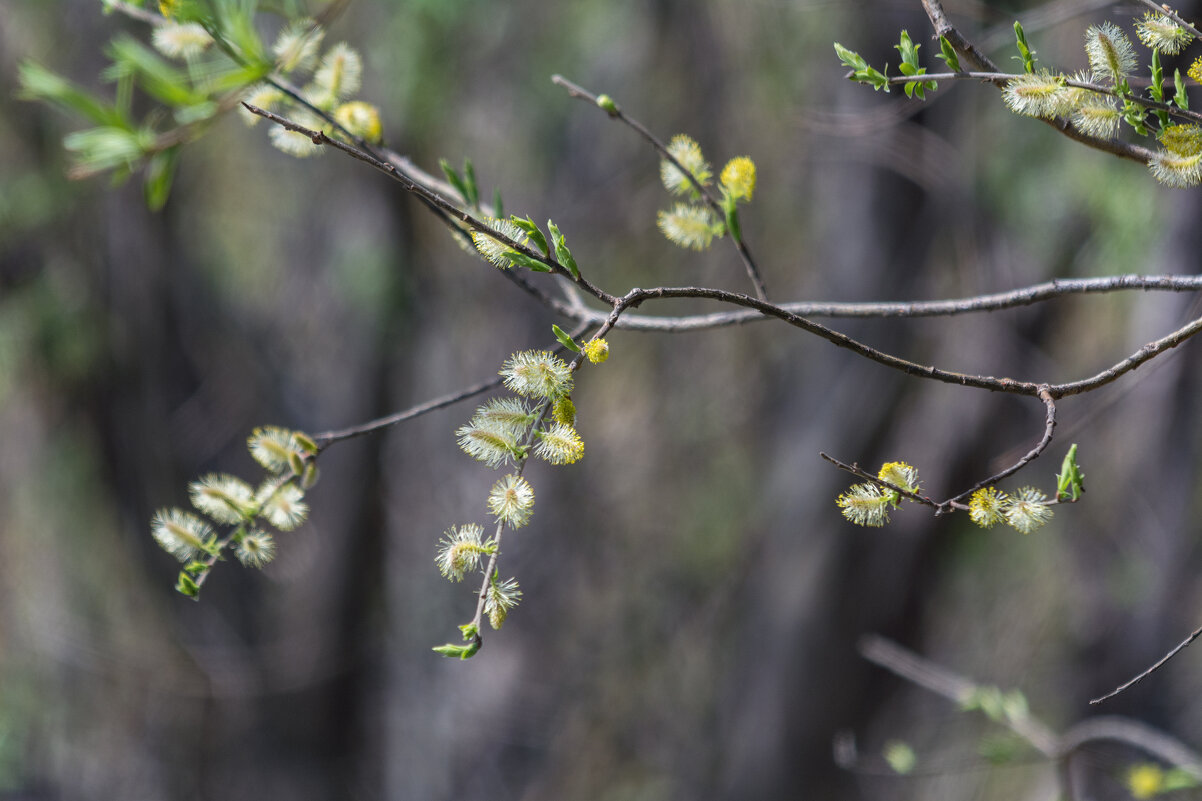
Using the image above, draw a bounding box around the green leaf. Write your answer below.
[143,146,180,211]
[546,220,580,279]
[895,30,921,71]
[1055,443,1085,502]
[724,203,741,242]
[18,61,129,128]
[883,741,917,775]
[210,0,268,66]
[63,126,147,175]
[510,215,550,255]
[1013,21,1036,73]
[462,158,480,207]
[1151,50,1169,128]
[552,324,581,352]
[493,187,504,220]
[596,93,619,115]
[439,158,472,206]
[504,250,553,272]
[936,36,961,72]
[1174,69,1190,110]
[834,42,890,92]
[458,622,479,641]
[104,36,207,108]
[175,570,201,598]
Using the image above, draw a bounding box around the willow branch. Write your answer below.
[919,0,1159,164]
[310,378,502,450]
[1049,312,1202,398]
[551,74,769,302]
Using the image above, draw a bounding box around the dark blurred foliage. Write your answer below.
[5,0,1202,799]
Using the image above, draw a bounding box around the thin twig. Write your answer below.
[311,378,503,449]
[948,387,1056,505]
[551,74,770,302]
[1090,623,1202,704]
[819,453,948,510]
[1051,312,1202,398]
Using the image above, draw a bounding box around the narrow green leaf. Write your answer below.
[1174,69,1190,110]
[463,158,480,207]
[18,61,128,128]
[884,741,917,775]
[552,324,581,352]
[432,640,480,659]
[175,570,201,598]
[547,220,580,279]
[833,42,890,92]
[439,158,471,206]
[493,187,504,219]
[510,215,550,255]
[1013,21,1036,73]
[504,250,553,272]
[936,36,962,72]
[1055,443,1085,502]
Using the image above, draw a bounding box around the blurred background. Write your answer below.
[5,0,1202,798]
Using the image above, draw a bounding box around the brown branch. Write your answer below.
[948,386,1056,505]
[1090,623,1202,704]
[1135,0,1202,43]
[1050,312,1202,398]
[310,378,503,450]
